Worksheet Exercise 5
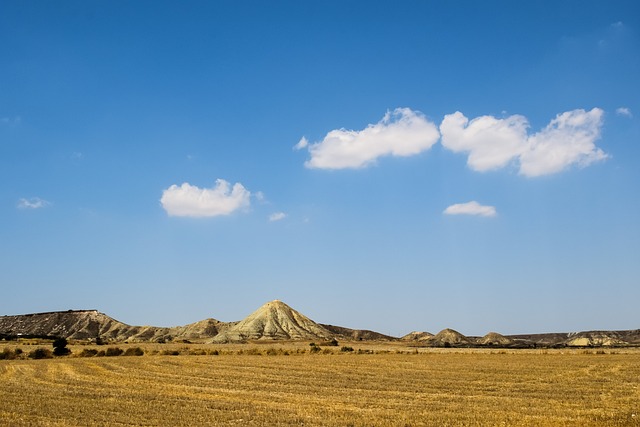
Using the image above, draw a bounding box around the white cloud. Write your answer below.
[440,112,528,171]
[443,201,496,217]
[520,108,607,177]
[17,197,51,210]
[160,179,250,217]
[440,108,607,177]
[269,212,287,222]
[303,108,440,169]
[293,136,308,151]
[616,107,632,118]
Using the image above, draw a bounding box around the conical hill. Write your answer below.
[210,300,334,343]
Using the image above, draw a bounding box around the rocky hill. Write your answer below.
[0,310,230,343]
[210,300,334,343]
[1,303,638,347]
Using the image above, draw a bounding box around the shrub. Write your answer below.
[53,338,71,356]
[340,346,354,352]
[0,348,16,360]
[79,348,99,357]
[28,348,53,359]
[105,347,124,357]
[124,347,144,356]
[309,343,321,354]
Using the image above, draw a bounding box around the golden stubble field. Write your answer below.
[1,342,639,426]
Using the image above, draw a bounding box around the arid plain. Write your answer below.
[1,341,639,426]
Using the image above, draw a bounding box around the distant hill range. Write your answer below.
[1,300,638,348]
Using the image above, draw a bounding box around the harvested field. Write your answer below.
[0,346,639,426]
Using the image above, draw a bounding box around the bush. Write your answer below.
[79,348,99,357]
[52,337,71,356]
[340,346,354,352]
[0,348,16,360]
[309,343,321,354]
[28,348,53,359]
[124,347,144,356]
[105,347,123,357]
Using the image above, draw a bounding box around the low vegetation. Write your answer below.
[0,342,638,426]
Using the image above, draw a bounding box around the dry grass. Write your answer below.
[0,343,639,426]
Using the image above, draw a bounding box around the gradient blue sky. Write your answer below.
[2,1,639,336]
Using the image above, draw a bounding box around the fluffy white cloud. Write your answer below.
[303,108,440,169]
[443,201,496,217]
[616,107,632,117]
[269,212,287,222]
[17,197,51,209]
[440,108,607,177]
[520,108,607,177]
[160,179,250,217]
[440,112,528,171]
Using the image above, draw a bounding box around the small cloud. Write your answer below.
[293,136,308,151]
[269,212,287,222]
[440,108,607,177]
[71,152,83,160]
[443,201,496,217]
[302,108,440,169]
[160,179,251,218]
[17,197,51,210]
[616,107,632,118]
[254,191,266,202]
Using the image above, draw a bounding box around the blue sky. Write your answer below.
[1,1,639,336]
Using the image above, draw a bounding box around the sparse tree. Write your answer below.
[53,338,71,356]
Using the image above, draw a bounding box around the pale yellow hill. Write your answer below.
[211,300,334,343]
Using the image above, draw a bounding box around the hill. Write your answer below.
[1,303,638,347]
[210,300,334,342]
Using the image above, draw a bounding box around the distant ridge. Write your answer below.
[1,303,639,347]
[478,332,514,346]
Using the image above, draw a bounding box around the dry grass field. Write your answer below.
[1,343,639,426]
